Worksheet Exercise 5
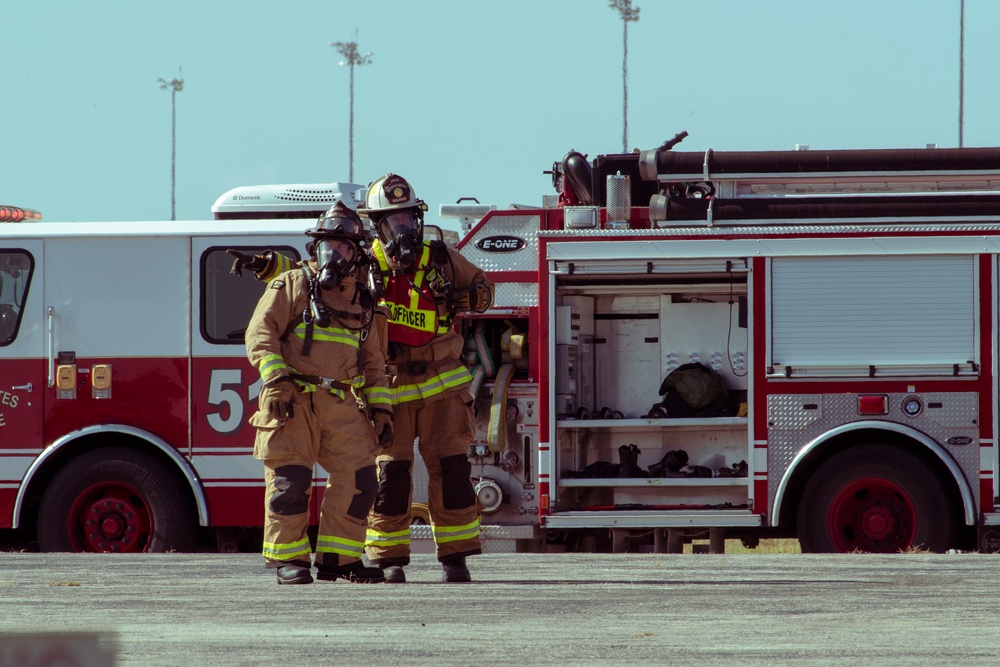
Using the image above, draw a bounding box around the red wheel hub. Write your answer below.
[828,477,916,552]
[66,482,152,553]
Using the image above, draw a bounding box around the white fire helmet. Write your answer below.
[358,173,427,222]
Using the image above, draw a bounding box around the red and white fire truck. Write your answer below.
[6,136,1000,554]
[0,183,367,553]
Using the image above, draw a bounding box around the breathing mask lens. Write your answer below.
[316,239,357,289]
[378,211,416,238]
[379,211,422,267]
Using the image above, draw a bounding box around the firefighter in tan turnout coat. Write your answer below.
[245,201,393,585]
[359,174,494,583]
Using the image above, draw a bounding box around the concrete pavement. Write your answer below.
[2,552,999,666]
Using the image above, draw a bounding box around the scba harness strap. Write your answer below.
[286,265,375,357]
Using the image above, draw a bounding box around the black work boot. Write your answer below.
[441,557,471,583]
[316,560,386,583]
[382,565,406,583]
[618,444,646,478]
[648,449,689,477]
[276,563,313,585]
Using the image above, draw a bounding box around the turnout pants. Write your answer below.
[366,392,482,565]
[253,390,378,568]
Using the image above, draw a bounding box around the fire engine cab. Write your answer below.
[5,137,1000,554]
[0,183,365,553]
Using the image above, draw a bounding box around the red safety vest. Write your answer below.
[373,240,451,347]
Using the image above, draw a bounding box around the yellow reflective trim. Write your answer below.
[365,527,411,548]
[262,537,312,560]
[258,355,287,380]
[274,253,294,275]
[392,366,473,404]
[433,517,481,544]
[363,388,392,408]
[292,323,361,348]
[373,239,391,272]
[434,516,481,535]
[316,534,365,557]
[409,245,433,311]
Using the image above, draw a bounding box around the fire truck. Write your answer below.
[5,137,1000,555]
[0,183,367,553]
[452,134,1000,555]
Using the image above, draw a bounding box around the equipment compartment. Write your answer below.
[551,262,751,512]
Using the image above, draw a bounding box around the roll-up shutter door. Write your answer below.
[770,255,976,376]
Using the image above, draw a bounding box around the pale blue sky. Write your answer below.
[2,1,996,230]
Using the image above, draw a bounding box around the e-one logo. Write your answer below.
[476,235,526,252]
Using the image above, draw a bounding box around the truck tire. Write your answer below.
[796,443,959,553]
[37,446,197,553]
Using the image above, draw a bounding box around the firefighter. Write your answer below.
[245,200,393,585]
[358,173,494,583]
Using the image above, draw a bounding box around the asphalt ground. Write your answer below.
[2,552,1000,666]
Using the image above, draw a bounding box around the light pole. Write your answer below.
[959,0,965,147]
[331,30,373,183]
[158,67,184,220]
[610,0,640,153]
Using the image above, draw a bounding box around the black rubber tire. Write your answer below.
[37,446,197,553]
[796,443,959,553]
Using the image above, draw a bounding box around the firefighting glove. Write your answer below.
[372,410,394,449]
[262,376,296,424]
[448,283,492,314]
[446,287,472,312]
[227,249,271,278]
[470,282,492,313]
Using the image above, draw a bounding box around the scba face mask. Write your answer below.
[379,210,423,269]
[315,239,358,290]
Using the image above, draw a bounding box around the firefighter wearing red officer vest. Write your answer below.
[245,201,393,585]
[359,174,493,583]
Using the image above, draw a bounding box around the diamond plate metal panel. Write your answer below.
[768,392,980,516]
[410,524,536,553]
[768,394,824,430]
[922,392,980,428]
[459,214,540,273]
[492,281,538,308]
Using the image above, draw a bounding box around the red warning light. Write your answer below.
[857,395,889,415]
[0,206,43,222]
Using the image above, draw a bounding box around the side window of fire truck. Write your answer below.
[200,246,300,344]
[0,250,33,346]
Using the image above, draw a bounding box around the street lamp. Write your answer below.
[331,30,373,183]
[610,0,640,153]
[959,0,965,147]
[158,67,184,220]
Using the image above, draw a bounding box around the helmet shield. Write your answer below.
[311,200,365,241]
